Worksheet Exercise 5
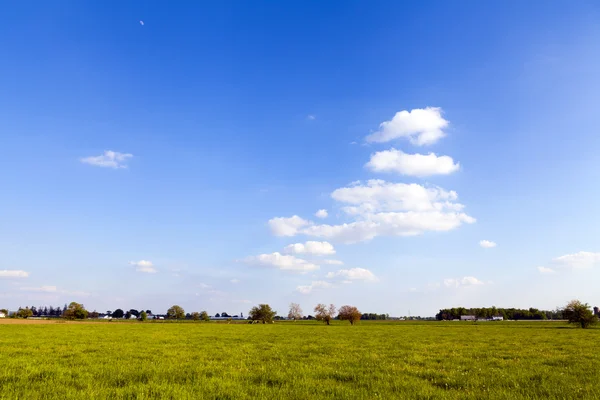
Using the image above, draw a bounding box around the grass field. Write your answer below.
[0,320,599,399]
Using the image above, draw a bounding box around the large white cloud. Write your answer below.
[244,252,319,273]
[296,280,332,294]
[332,180,465,214]
[443,276,484,288]
[129,260,157,273]
[365,107,449,146]
[553,251,600,269]
[268,180,474,244]
[366,149,459,177]
[268,215,311,236]
[80,150,133,169]
[283,241,336,256]
[0,270,29,278]
[326,268,377,281]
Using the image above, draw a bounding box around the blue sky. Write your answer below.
[2,1,600,316]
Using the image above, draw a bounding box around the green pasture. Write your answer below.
[0,320,598,399]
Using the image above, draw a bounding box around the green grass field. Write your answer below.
[0,320,598,399]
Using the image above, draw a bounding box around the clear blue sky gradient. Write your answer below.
[1,1,600,316]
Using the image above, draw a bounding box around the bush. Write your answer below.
[563,300,597,329]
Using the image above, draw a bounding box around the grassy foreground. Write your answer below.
[0,320,598,399]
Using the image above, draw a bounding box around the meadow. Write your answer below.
[0,320,598,399]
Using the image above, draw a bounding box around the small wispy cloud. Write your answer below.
[230,279,240,284]
[80,151,133,169]
[129,260,157,273]
[0,270,29,278]
[139,20,145,26]
[307,115,316,120]
[537,266,556,274]
[479,240,497,248]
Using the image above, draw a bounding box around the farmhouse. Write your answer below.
[0,311,5,318]
[460,315,477,321]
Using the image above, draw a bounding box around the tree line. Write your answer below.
[435,307,563,321]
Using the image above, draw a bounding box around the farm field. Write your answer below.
[0,320,599,399]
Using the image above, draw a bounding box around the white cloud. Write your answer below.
[553,251,600,269]
[366,149,459,177]
[129,260,157,273]
[537,266,556,274]
[20,285,57,292]
[479,240,497,248]
[322,259,344,265]
[198,283,211,289]
[326,268,377,281]
[268,215,311,236]
[365,107,449,146]
[283,241,336,256]
[139,20,145,26]
[230,279,240,284]
[0,270,29,278]
[270,180,474,244]
[296,280,332,294]
[315,209,328,219]
[443,276,484,288]
[307,115,316,120]
[244,252,319,273]
[80,150,133,169]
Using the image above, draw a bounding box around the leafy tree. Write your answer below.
[17,307,33,318]
[215,313,221,318]
[125,311,132,319]
[191,312,200,321]
[145,310,152,315]
[249,304,277,324]
[129,309,140,318]
[63,302,88,320]
[88,310,99,319]
[0,308,8,316]
[338,305,362,325]
[563,300,597,329]
[594,306,599,317]
[200,311,210,321]
[314,304,336,325]
[140,311,148,321]
[221,312,230,318]
[288,303,303,321]
[43,306,49,316]
[167,305,185,319]
[112,309,124,319]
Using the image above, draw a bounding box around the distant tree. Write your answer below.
[241,312,244,318]
[129,309,140,318]
[62,304,68,315]
[63,302,88,320]
[200,311,210,321]
[0,308,8,316]
[288,303,303,321]
[125,311,132,319]
[563,300,597,329]
[191,312,200,321]
[48,306,55,316]
[215,313,221,318]
[88,310,99,319]
[43,306,49,316]
[106,310,112,316]
[140,311,148,321]
[167,305,185,320]
[17,307,33,318]
[249,304,277,324]
[221,312,230,318]
[594,306,599,317]
[145,310,152,315]
[314,304,336,325]
[31,306,37,316]
[338,305,362,325]
[112,309,124,319]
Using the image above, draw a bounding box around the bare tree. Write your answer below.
[288,303,303,321]
[314,303,336,325]
[338,305,362,325]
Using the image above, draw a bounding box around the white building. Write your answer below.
[460,315,477,321]
[0,312,5,318]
